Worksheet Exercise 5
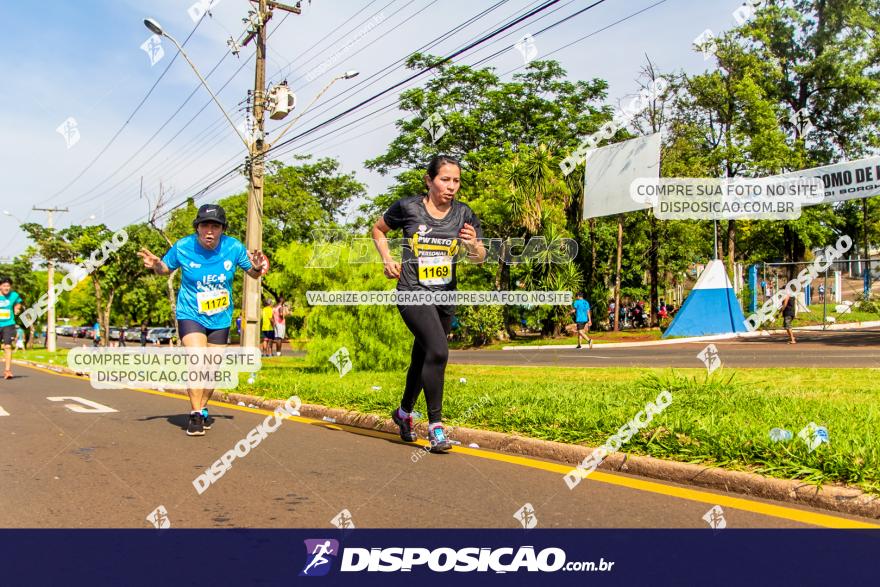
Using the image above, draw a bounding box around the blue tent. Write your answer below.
[662,260,748,338]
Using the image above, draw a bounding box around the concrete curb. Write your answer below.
[16,359,880,521]
[502,320,880,350]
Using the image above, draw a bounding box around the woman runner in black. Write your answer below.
[371,155,486,452]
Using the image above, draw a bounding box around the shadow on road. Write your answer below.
[139,413,236,431]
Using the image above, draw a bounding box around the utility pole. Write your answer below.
[240,0,301,349]
[144,2,307,349]
[32,206,68,353]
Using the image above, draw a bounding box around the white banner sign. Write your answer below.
[583,133,661,219]
[779,155,880,205]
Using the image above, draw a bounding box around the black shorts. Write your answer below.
[576,322,589,331]
[0,325,15,346]
[783,315,794,329]
[177,319,229,345]
[262,330,275,340]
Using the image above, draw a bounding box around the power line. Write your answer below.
[262,0,571,160]
[143,0,523,225]
[143,0,607,228]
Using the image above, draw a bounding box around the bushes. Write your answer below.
[456,304,505,345]
[273,240,412,373]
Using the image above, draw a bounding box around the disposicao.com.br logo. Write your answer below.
[299,542,613,575]
[300,539,340,577]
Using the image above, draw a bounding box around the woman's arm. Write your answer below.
[459,223,487,263]
[371,218,401,279]
[138,248,171,275]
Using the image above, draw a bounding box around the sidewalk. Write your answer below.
[501,320,880,350]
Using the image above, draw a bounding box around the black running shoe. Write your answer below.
[201,409,214,430]
[186,412,205,436]
[428,425,452,453]
[391,409,417,442]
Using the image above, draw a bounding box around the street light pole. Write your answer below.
[32,206,68,353]
[144,7,353,349]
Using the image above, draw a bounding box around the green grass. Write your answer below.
[767,304,880,327]
[15,347,880,495]
[239,358,880,495]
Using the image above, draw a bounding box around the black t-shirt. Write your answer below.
[383,194,483,296]
[782,296,796,317]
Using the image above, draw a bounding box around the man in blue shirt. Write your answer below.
[0,277,23,380]
[138,204,267,436]
[570,291,593,350]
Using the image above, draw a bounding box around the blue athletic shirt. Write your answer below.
[0,291,22,327]
[573,298,590,323]
[161,234,253,329]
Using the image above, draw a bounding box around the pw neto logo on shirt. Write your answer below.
[412,234,459,286]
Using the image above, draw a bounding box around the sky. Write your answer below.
[0,0,750,259]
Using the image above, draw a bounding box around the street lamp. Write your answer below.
[143,19,250,149]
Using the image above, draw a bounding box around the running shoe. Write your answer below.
[588,339,593,350]
[428,424,452,453]
[3,370,12,380]
[201,409,214,430]
[186,412,205,436]
[391,409,417,442]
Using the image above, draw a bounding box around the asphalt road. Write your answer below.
[450,328,880,368]
[0,364,875,529]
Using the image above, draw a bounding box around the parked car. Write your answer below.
[109,328,120,341]
[148,327,175,345]
[74,326,90,338]
[125,329,141,342]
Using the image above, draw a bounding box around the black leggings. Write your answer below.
[397,305,452,424]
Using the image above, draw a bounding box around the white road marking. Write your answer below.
[0,406,8,416]
[46,396,117,413]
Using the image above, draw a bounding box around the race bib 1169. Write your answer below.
[417,255,452,286]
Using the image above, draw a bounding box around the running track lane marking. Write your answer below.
[17,361,880,529]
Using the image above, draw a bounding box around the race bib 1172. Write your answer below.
[196,290,230,316]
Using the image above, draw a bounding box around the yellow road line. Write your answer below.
[19,361,879,529]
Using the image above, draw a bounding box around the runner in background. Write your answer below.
[570,292,593,349]
[138,204,267,436]
[781,292,797,344]
[272,298,287,357]
[371,154,486,453]
[261,301,275,357]
[0,277,23,380]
